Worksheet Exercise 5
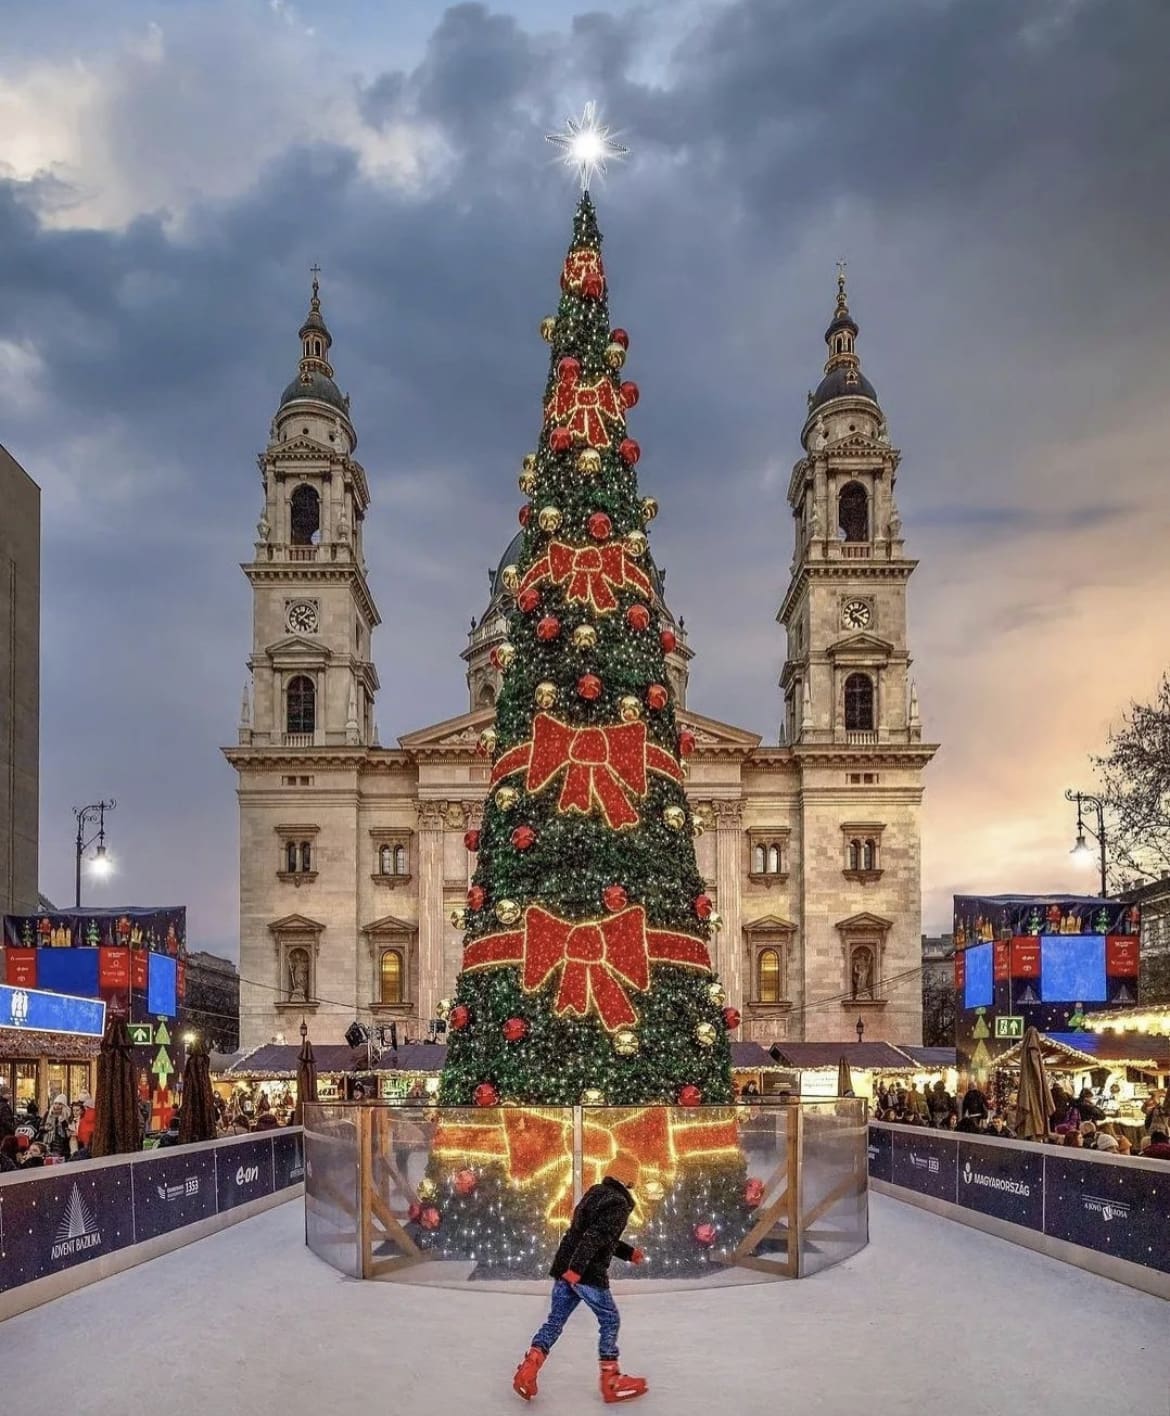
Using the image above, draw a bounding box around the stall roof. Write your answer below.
[996,1031,1170,1072]
[767,1041,917,1072]
[375,1043,448,1072]
[0,1029,100,1062]
[221,1043,365,1077]
[730,1042,786,1070]
[898,1046,957,1068]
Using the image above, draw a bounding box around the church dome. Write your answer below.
[279,369,349,414]
[809,365,878,413]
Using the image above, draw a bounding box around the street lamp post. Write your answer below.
[1065,788,1108,897]
[855,1016,865,1044]
[74,799,116,907]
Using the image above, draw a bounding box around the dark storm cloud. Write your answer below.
[3,0,1168,944]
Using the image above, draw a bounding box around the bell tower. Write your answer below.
[240,273,381,749]
[778,268,920,748]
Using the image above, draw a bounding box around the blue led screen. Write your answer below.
[963,942,993,1010]
[35,947,99,998]
[1040,934,1107,1003]
[147,952,177,1018]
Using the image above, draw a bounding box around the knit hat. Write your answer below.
[52,1093,67,1107]
[1094,1133,1119,1153]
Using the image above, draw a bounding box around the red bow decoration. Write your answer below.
[562,248,605,295]
[545,367,624,448]
[519,541,652,616]
[464,904,712,1031]
[493,714,681,830]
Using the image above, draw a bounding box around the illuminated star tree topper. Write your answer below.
[545,101,628,190]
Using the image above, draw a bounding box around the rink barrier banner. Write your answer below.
[0,1129,304,1312]
[868,1122,1170,1299]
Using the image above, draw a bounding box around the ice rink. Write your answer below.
[6,1192,1166,1415]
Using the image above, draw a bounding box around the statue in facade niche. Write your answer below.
[257,510,271,543]
[288,949,310,1003]
[851,948,875,1000]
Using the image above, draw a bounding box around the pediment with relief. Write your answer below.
[264,634,332,665]
[827,632,895,659]
[398,707,496,754]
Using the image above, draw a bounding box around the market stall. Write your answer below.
[767,1041,919,1100]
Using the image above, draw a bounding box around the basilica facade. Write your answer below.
[225,273,937,1051]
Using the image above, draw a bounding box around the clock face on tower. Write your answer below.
[842,599,871,631]
[286,601,319,635]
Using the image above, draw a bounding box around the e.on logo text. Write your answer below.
[236,1164,260,1186]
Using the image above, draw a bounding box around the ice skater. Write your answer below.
[513,1156,648,1404]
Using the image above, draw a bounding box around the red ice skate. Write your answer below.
[599,1359,648,1404]
[513,1347,546,1401]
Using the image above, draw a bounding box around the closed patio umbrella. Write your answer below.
[178,1036,217,1144]
[1015,1026,1054,1141]
[295,1023,318,1125]
[91,1015,142,1157]
[837,1056,854,1097]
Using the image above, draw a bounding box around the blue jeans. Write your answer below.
[532,1278,621,1360]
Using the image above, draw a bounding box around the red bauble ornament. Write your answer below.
[454,1168,478,1196]
[450,1005,471,1031]
[463,829,480,853]
[626,604,651,633]
[558,355,581,381]
[517,587,540,614]
[519,504,531,526]
[693,1222,717,1247]
[408,1201,422,1223]
[723,1006,742,1032]
[502,1017,529,1043]
[582,272,604,299]
[467,885,486,911]
[744,1177,765,1208]
[618,438,641,466]
[473,1081,498,1107]
[619,380,639,410]
[678,729,696,757]
[603,884,629,913]
[537,615,561,643]
[694,893,713,921]
[610,328,629,349]
[549,427,573,454]
[646,683,669,711]
[420,1205,442,1231]
[510,825,536,851]
[660,629,677,654]
[577,674,603,701]
[678,1084,702,1107]
[588,511,613,541]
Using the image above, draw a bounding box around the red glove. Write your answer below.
[562,1270,582,1286]
[631,1249,645,1265]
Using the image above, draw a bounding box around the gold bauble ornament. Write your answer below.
[417,1177,437,1201]
[707,982,726,1007]
[495,898,522,926]
[437,997,453,1019]
[695,1021,718,1047]
[538,505,563,533]
[522,452,538,474]
[641,497,659,523]
[624,530,647,559]
[572,624,598,650]
[643,1178,665,1202]
[519,470,537,495]
[619,695,642,723]
[582,1088,605,1106]
[534,681,557,709]
[613,1029,639,1057]
[449,907,467,930]
[663,805,686,832]
[495,785,519,811]
[577,448,602,476]
[540,316,557,343]
[692,821,706,839]
[708,911,724,932]
[478,727,498,755]
[605,342,627,370]
[496,642,517,670]
[500,564,520,595]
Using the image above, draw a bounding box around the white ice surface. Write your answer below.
[3,1194,1166,1416]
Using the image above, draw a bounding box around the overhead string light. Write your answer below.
[545,101,628,190]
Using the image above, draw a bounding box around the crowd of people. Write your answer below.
[875,1078,1170,1159]
[0,1090,96,1170]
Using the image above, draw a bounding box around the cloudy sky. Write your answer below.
[3,0,1168,954]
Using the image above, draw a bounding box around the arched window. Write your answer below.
[300,842,312,873]
[286,841,298,874]
[862,839,876,871]
[753,844,766,874]
[380,949,403,1005]
[848,839,861,871]
[844,673,874,731]
[767,844,781,874]
[394,844,407,875]
[478,682,496,708]
[838,482,868,542]
[290,484,321,545]
[287,676,315,734]
[379,845,393,875]
[758,948,781,1004]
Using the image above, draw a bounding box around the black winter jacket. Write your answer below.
[551,1177,636,1288]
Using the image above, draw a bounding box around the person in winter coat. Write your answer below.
[41,1094,72,1159]
[960,1087,989,1123]
[513,1156,648,1405]
[927,1081,952,1128]
[0,1082,15,1140]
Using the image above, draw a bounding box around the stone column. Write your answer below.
[416,800,446,1025]
[712,800,745,1011]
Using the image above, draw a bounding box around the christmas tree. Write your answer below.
[438,189,735,1109]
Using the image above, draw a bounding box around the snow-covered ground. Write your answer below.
[6,1194,1167,1415]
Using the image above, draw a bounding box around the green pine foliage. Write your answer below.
[439,192,733,1107]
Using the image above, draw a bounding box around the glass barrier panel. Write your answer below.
[304,1103,361,1278]
[798,1099,869,1278]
